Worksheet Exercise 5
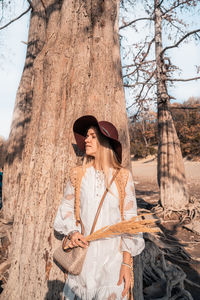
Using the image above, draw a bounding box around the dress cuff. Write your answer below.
[54,220,81,236]
[121,233,145,257]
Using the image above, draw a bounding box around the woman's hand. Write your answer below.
[117,264,131,298]
[117,251,132,298]
[67,232,88,249]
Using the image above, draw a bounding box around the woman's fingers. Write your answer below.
[67,241,74,248]
[72,238,87,248]
[122,277,130,298]
[78,235,88,246]
[117,276,123,286]
[76,239,88,248]
[68,232,88,249]
[118,265,131,298]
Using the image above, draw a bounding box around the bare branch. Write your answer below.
[141,38,155,63]
[122,60,155,69]
[119,17,153,30]
[164,16,186,35]
[161,0,191,17]
[26,0,34,10]
[158,0,165,7]
[167,76,200,82]
[0,6,31,31]
[123,38,155,79]
[125,71,156,110]
[161,29,200,55]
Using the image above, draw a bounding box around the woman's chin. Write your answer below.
[86,152,95,158]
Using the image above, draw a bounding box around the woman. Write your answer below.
[54,115,145,300]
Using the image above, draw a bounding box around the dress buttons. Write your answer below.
[95,169,104,199]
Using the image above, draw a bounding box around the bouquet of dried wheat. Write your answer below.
[85,214,159,242]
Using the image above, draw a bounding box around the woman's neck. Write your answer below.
[93,161,102,170]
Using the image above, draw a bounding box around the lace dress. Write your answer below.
[54,166,145,300]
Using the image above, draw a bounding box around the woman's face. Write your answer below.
[85,127,99,157]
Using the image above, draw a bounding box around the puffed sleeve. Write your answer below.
[121,171,145,256]
[54,180,81,235]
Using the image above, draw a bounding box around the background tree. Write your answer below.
[120,0,200,211]
[129,110,157,158]
[128,97,200,159]
[1,1,131,299]
[170,97,200,158]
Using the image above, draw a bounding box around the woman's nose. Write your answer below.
[85,136,90,143]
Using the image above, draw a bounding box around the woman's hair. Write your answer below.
[82,126,121,186]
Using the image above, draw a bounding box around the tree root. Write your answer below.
[141,237,194,299]
[152,195,200,225]
[185,278,200,289]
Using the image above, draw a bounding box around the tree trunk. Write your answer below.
[154,0,189,211]
[3,1,46,220]
[2,0,131,299]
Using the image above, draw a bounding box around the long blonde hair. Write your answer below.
[82,126,121,186]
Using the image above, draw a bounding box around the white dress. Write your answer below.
[54,166,145,300]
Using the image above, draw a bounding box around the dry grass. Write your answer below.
[85,214,159,242]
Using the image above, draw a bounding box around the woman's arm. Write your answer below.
[54,180,88,249]
[121,171,145,256]
[54,180,81,235]
[118,170,145,297]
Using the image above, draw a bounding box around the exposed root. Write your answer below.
[185,278,200,289]
[141,238,194,299]
[152,195,200,226]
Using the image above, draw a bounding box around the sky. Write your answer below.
[120,1,200,111]
[0,1,200,139]
[0,1,30,140]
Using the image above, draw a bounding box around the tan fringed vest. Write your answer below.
[69,166,129,224]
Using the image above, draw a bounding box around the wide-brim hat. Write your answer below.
[73,115,122,163]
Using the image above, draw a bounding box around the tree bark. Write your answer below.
[2,0,131,299]
[3,1,46,220]
[154,0,189,211]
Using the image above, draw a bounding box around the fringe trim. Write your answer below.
[70,166,129,223]
[115,168,129,221]
[69,166,84,224]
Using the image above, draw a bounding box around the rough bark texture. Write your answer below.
[2,0,131,299]
[154,0,189,211]
[3,1,46,220]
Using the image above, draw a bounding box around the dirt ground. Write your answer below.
[132,157,200,199]
[132,157,200,299]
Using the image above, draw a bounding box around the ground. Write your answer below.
[132,156,200,299]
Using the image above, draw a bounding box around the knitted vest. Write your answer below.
[69,166,129,223]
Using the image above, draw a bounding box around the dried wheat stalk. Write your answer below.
[85,214,159,242]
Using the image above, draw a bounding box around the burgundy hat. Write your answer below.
[73,115,122,163]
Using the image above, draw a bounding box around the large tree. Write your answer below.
[2,1,131,299]
[120,0,200,211]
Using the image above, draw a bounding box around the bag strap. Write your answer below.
[90,169,119,235]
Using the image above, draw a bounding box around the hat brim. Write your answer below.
[73,115,122,163]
